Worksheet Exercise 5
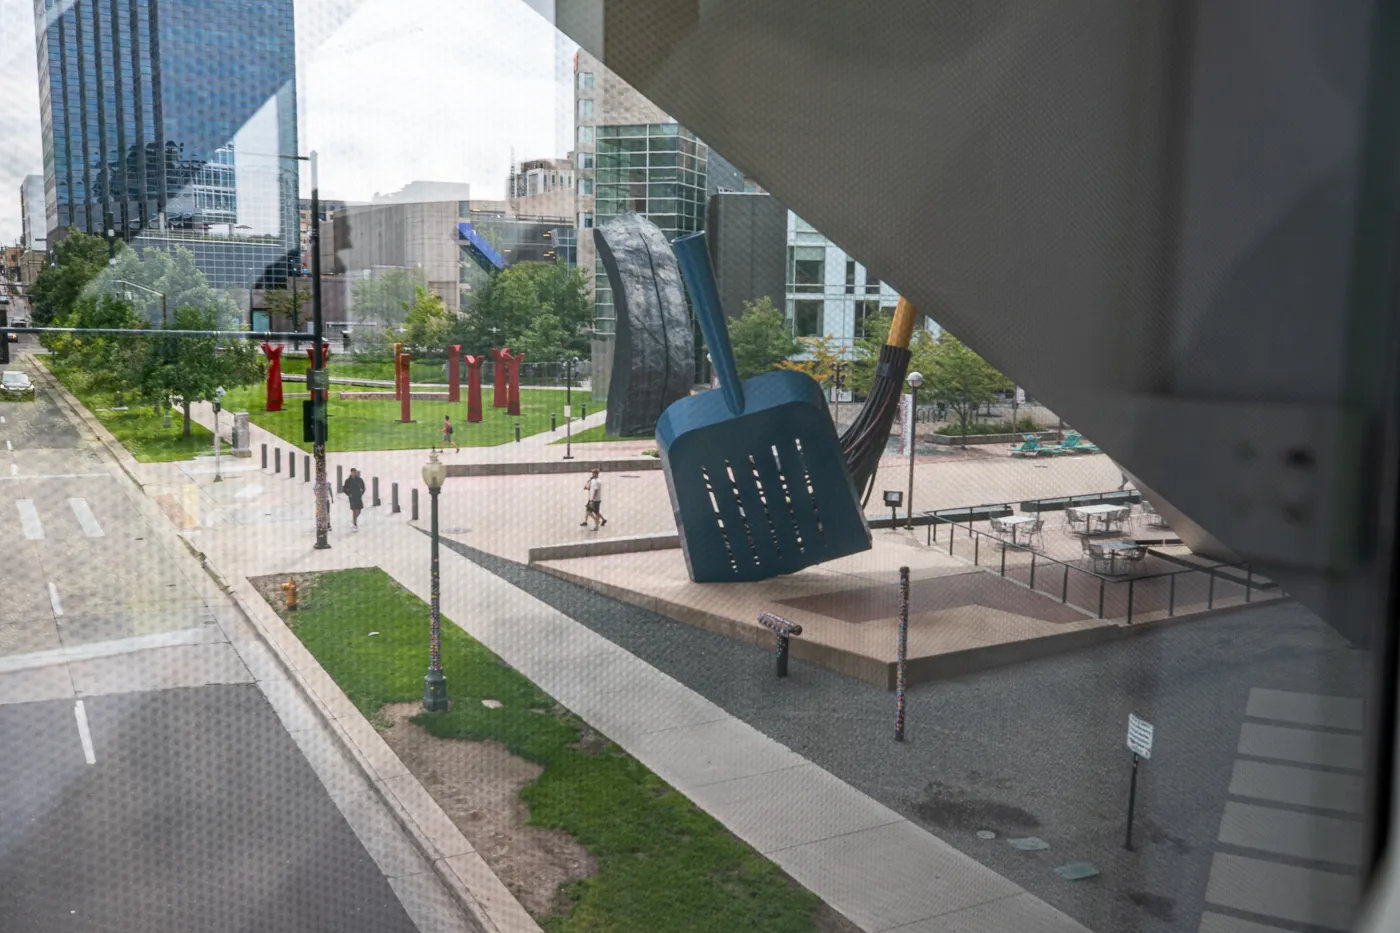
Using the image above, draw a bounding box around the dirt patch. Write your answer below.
[912,781,1042,835]
[379,702,595,919]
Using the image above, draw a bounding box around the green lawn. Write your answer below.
[551,423,652,445]
[47,363,215,462]
[281,356,447,384]
[221,384,598,452]
[283,568,830,933]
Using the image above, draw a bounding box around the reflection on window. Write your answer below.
[578,179,593,196]
[578,125,594,144]
[577,212,594,229]
[577,152,594,170]
[578,99,593,118]
[578,71,594,90]
[794,300,822,337]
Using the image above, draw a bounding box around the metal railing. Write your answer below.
[924,514,1264,624]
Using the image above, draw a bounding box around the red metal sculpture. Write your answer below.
[260,344,284,412]
[447,345,462,403]
[490,346,511,409]
[506,350,525,416]
[397,352,413,423]
[392,342,404,400]
[464,354,485,423]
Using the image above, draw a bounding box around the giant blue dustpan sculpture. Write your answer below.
[658,233,871,583]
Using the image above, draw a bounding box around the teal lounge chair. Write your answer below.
[1010,435,1041,458]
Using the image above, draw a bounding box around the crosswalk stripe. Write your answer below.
[16,499,44,539]
[1205,853,1357,931]
[1198,911,1299,933]
[1217,801,1362,867]
[1229,760,1362,814]
[1237,723,1363,770]
[67,497,104,537]
[1246,688,1363,731]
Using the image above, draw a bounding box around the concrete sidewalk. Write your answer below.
[189,512,1093,933]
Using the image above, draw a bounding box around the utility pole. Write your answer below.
[310,151,330,549]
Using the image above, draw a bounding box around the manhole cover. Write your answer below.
[1008,837,1050,851]
[975,830,997,840]
[1053,862,1100,881]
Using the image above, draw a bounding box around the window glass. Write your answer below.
[576,152,594,169]
[577,125,594,144]
[578,99,593,118]
[578,71,594,89]
[578,178,593,196]
[793,300,822,337]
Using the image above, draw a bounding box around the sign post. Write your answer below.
[1124,713,1154,850]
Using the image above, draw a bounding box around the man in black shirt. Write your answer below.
[344,468,367,530]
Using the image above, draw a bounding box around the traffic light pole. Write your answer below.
[310,151,330,550]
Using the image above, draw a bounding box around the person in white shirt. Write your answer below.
[580,468,607,529]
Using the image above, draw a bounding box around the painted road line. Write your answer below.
[1217,801,1363,867]
[0,627,222,674]
[73,700,96,764]
[68,497,104,537]
[16,499,44,539]
[1205,853,1357,930]
[1237,723,1364,771]
[1246,689,1363,731]
[0,472,111,482]
[48,582,64,617]
[1229,760,1363,814]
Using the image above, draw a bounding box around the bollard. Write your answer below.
[392,482,401,514]
[412,487,419,521]
[280,577,298,612]
[895,566,910,741]
[372,476,381,507]
[261,443,268,469]
[289,453,296,478]
[551,412,557,432]
[274,448,281,473]
[336,464,344,494]
[514,422,521,443]
[582,403,587,419]
[757,613,803,678]
[303,455,310,483]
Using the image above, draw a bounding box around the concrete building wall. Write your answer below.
[707,192,788,322]
[324,200,463,313]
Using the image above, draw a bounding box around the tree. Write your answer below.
[30,232,110,327]
[450,261,592,360]
[262,283,307,332]
[402,285,449,352]
[108,244,239,328]
[921,332,1013,440]
[132,306,260,437]
[352,267,424,325]
[64,294,148,400]
[848,312,892,395]
[727,297,802,379]
[777,334,848,389]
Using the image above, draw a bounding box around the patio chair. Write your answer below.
[1009,436,1041,458]
[1142,500,1169,528]
[1065,510,1089,533]
[1028,518,1046,551]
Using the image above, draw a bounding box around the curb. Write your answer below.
[33,354,537,933]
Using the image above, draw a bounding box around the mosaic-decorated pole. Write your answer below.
[464,354,485,423]
[490,346,511,408]
[447,345,461,402]
[895,565,910,742]
[260,344,284,411]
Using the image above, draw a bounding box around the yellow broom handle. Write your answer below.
[887,297,917,349]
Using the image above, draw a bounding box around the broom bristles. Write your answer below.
[841,344,912,505]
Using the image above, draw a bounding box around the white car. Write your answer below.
[1,370,34,399]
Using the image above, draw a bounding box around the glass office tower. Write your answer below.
[34,0,299,287]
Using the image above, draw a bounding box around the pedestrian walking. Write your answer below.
[440,415,459,453]
[344,468,366,530]
[580,468,607,529]
[1111,459,1131,491]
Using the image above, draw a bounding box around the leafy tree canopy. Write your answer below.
[727,296,802,380]
[351,267,425,326]
[30,232,111,326]
[449,261,592,361]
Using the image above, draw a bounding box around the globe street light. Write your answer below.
[422,451,449,712]
[905,371,924,529]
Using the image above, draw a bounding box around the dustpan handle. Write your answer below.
[674,232,745,416]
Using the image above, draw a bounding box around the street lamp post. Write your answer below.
[905,371,923,529]
[422,452,449,712]
[308,151,331,550]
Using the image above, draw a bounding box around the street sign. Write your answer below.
[1127,713,1154,760]
[564,404,571,419]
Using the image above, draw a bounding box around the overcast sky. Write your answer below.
[0,0,574,244]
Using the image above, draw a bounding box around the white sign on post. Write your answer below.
[1127,713,1154,759]
[564,405,571,419]
[900,393,914,456]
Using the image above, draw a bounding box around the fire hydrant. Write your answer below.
[281,577,299,612]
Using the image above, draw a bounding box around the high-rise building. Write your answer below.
[33,0,299,287]
[20,175,46,252]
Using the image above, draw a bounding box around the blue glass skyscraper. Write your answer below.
[33,0,299,287]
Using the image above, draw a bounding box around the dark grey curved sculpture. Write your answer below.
[594,214,694,437]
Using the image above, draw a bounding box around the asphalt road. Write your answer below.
[442,535,1369,933]
[0,359,420,933]
[0,686,418,933]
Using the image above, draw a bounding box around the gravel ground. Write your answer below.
[436,533,1367,933]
